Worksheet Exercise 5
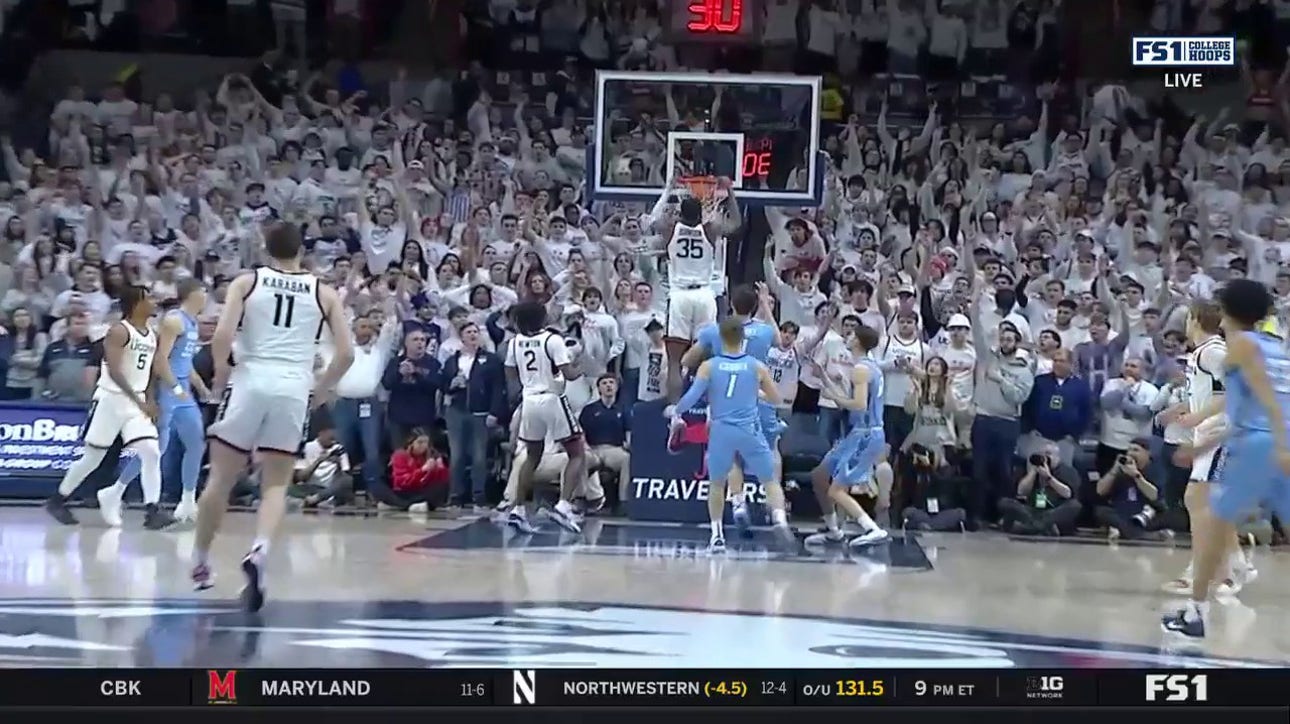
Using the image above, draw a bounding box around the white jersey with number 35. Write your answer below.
[507,330,573,397]
[668,222,714,288]
[236,267,325,387]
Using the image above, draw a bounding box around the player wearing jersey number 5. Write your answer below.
[45,284,174,530]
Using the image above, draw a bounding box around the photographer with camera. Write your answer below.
[1092,437,1167,541]
[997,440,1083,536]
[900,443,970,532]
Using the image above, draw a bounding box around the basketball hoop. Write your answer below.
[680,175,723,221]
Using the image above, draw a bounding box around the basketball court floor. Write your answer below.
[0,506,1286,669]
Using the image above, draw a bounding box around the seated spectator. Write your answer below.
[900,444,969,532]
[502,410,603,507]
[383,326,442,449]
[1021,349,1093,466]
[578,374,630,513]
[1,307,47,400]
[1092,438,1168,541]
[997,441,1083,536]
[288,421,354,508]
[380,428,450,512]
[34,311,95,401]
[440,321,508,511]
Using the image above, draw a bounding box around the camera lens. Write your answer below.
[1028,453,1044,465]
[1118,455,1128,464]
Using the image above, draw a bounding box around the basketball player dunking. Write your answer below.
[192,224,354,611]
[100,278,211,525]
[1165,281,1290,638]
[45,285,175,530]
[651,176,731,400]
[501,301,587,534]
[669,317,782,552]
[1164,300,1255,597]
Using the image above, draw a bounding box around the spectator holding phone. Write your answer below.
[292,422,354,509]
[383,428,450,512]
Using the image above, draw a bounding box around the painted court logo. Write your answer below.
[208,670,238,704]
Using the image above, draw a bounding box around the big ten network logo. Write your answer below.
[686,0,744,34]
[208,670,238,705]
[1025,675,1064,701]
[1132,37,1235,67]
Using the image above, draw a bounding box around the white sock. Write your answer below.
[850,507,878,533]
[771,508,788,526]
[823,512,839,531]
[555,499,575,516]
[730,492,746,507]
[1184,599,1209,623]
[249,538,270,561]
[192,548,208,567]
[57,447,109,497]
[710,520,724,539]
[181,489,196,504]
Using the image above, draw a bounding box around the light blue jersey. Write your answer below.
[849,358,885,430]
[696,318,783,445]
[708,354,762,431]
[696,318,776,364]
[820,358,887,485]
[1210,330,1290,523]
[159,311,200,410]
[675,352,775,482]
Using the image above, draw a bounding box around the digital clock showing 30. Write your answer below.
[669,0,760,43]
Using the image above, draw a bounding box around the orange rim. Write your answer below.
[680,175,719,205]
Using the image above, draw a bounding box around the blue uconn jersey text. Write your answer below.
[1227,331,1290,433]
[708,355,762,429]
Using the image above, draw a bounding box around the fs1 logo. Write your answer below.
[1133,37,1235,67]
[513,670,537,705]
[1146,674,1209,702]
[207,670,238,704]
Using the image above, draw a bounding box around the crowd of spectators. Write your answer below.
[0,0,1287,543]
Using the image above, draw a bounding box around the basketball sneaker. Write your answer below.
[240,547,266,613]
[542,501,582,534]
[732,502,752,538]
[506,508,538,534]
[143,504,176,530]
[190,563,215,591]
[97,486,124,528]
[709,534,726,553]
[804,528,846,546]
[1161,600,1206,639]
[173,493,198,523]
[44,495,79,526]
[849,528,891,547]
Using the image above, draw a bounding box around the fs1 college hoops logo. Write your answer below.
[208,670,238,704]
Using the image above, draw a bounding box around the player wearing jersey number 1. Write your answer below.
[680,283,794,545]
[669,317,781,552]
[45,285,175,530]
[192,223,354,612]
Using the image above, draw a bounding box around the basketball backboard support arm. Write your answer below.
[591,70,823,206]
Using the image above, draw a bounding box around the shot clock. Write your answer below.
[666,0,762,44]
